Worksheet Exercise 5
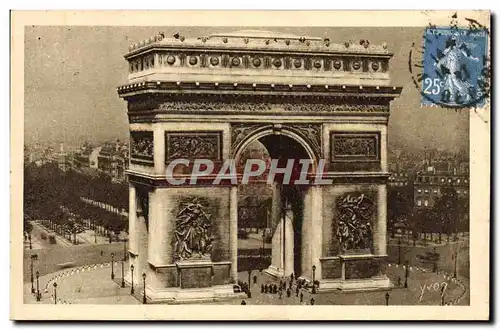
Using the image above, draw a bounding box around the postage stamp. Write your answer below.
[421,27,489,108]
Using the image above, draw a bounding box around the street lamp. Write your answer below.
[36,271,41,301]
[404,260,409,288]
[261,231,265,271]
[111,253,115,280]
[30,254,38,294]
[312,265,316,294]
[121,259,125,288]
[440,286,445,305]
[142,273,147,304]
[130,264,134,295]
[123,239,128,261]
[432,248,438,273]
[398,238,402,265]
[53,282,57,304]
[453,251,458,278]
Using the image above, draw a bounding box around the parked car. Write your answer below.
[237,229,249,239]
[48,234,57,244]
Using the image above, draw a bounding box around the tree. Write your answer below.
[387,186,413,238]
[433,187,460,242]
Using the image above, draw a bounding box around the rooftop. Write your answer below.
[126,30,390,56]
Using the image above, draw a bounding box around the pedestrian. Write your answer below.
[291,273,294,282]
[296,286,299,297]
[310,298,315,305]
[300,292,303,303]
[264,284,268,293]
[241,300,246,305]
[253,275,257,284]
[261,284,264,293]
[100,250,104,256]
[286,288,291,298]
[279,290,283,299]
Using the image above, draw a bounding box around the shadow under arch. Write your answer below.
[233,126,319,277]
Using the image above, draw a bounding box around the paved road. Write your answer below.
[24,262,468,306]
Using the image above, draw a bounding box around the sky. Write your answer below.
[24,26,469,154]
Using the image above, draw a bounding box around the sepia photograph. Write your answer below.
[10,10,490,320]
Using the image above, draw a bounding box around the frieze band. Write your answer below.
[127,96,391,114]
[128,52,388,75]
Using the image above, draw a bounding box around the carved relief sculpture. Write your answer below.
[290,124,322,158]
[336,194,374,253]
[331,132,380,162]
[231,124,270,151]
[165,132,222,161]
[174,199,213,261]
[130,131,154,165]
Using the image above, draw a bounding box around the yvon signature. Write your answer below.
[419,281,448,302]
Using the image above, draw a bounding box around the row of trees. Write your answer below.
[24,162,128,243]
[387,185,469,244]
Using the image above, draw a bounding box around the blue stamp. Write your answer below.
[421,27,488,107]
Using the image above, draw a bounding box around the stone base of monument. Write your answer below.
[177,259,214,289]
[145,284,244,303]
[142,259,245,303]
[263,265,285,279]
[317,254,392,292]
[318,276,392,293]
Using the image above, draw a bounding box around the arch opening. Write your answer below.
[236,132,312,278]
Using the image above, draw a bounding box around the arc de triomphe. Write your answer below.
[117,30,402,303]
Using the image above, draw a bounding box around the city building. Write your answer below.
[413,158,469,230]
[97,140,129,182]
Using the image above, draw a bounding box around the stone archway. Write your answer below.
[118,30,402,302]
[232,129,318,280]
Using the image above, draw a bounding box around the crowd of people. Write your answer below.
[239,272,316,305]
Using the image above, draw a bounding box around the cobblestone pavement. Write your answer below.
[24,261,468,306]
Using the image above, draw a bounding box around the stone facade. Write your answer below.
[119,30,401,302]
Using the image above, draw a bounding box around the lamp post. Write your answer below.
[36,271,41,301]
[130,265,134,295]
[453,251,458,278]
[404,260,409,288]
[53,282,57,304]
[261,231,265,271]
[312,265,316,294]
[385,292,390,305]
[432,248,438,273]
[111,253,115,280]
[142,273,147,304]
[121,259,125,288]
[30,254,38,294]
[440,286,445,305]
[398,238,402,265]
